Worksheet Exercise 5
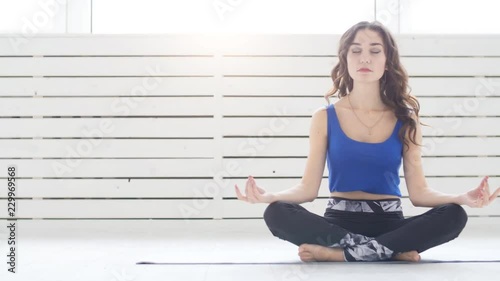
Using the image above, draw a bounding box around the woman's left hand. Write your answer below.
[461,176,500,208]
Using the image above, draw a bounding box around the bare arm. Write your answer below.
[271,107,328,204]
[404,112,500,207]
[403,112,462,207]
[235,107,328,204]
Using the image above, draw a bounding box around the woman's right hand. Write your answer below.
[235,176,275,204]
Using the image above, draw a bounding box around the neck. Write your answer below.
[348,82,386,111]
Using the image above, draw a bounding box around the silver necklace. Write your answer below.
[347,94,386,136]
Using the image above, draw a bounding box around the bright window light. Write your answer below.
[0,0,67,33]
[91,0,375,34]
[400,0,500,34]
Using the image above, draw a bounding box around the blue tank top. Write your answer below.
[325,103,403,197]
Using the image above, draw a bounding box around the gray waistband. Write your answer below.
[326,197,402,213]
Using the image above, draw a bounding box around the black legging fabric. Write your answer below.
[263,197,468,261]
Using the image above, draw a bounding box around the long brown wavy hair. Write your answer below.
[324,21,425,153]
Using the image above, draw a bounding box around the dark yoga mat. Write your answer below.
[137,259,500,265]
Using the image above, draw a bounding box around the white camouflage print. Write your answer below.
[329,232,373,247]
[326,197,401,261]
[344,239,395,261]
[379,200,403,212]
[327,197,402,213]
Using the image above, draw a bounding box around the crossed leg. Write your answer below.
[263,201,468,262]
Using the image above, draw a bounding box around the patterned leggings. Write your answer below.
[263,197,468,261]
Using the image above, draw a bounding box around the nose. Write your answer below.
[359,51,371,64]
[360,56,371,64]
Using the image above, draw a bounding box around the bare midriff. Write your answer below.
[330,191,399,200]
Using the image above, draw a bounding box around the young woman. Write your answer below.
[234,21,500,262]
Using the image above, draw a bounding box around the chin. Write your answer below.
[354,77,381,84]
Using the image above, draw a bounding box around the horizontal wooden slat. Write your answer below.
[9,177,496,198]
[419,137,500,156]
[222,137,500,157]
[417,97,500,116]
[217,35,500,57]
[222,198,500,218]
[0,159,214,178]
[0,139,214,158]
[0,77,215,97]
[223,138,309,157]
[223,118,309,136]
[0,118,215,137]
[15,179,227,198]
[220,158,499,177]
[418,118,500,136]
[221,77,500,97]
[223,97,321,116]
[1,77,496,98]
[221,77,333,97]
[221,57,500,77]
[0,57,215,76]
[0,96,497,117]
[409,77,500,97]
[221,97,500,116]
[0,199,216,219]
[2,35,500,56]
[223,117,500,136]
[221,57,333,76]
[403,58,500,76]
[396,35,500,57]
[0,35,217,56]
[0,97,214,116]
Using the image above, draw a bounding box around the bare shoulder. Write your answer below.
[310,105,328,134]
[312,106,328,123]
[331,98,357,113]
[312,105,328,116]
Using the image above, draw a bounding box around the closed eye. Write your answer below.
[351,50,381,54]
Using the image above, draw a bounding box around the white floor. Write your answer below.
[0,218,499,281]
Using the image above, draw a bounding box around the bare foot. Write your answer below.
[299,244,421,263]
[298,244,346,262]
[392,250,421,262]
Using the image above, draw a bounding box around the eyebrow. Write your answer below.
[351,43,383,47]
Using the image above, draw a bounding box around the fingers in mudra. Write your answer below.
[235,176,252,202]
[475,176,500,207]
[235,176,261,203]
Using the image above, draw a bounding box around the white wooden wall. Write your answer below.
[0,34,499,220]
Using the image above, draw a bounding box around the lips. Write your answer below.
[358,68,372,72]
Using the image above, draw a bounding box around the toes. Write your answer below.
[299,252,315,262]
[393,251,421,262]
[415,254,421,262]
[409,251,421,262]
[298,244,318,262]
[298,244,310,253]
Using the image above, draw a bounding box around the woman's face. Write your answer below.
[346,29,387,84]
